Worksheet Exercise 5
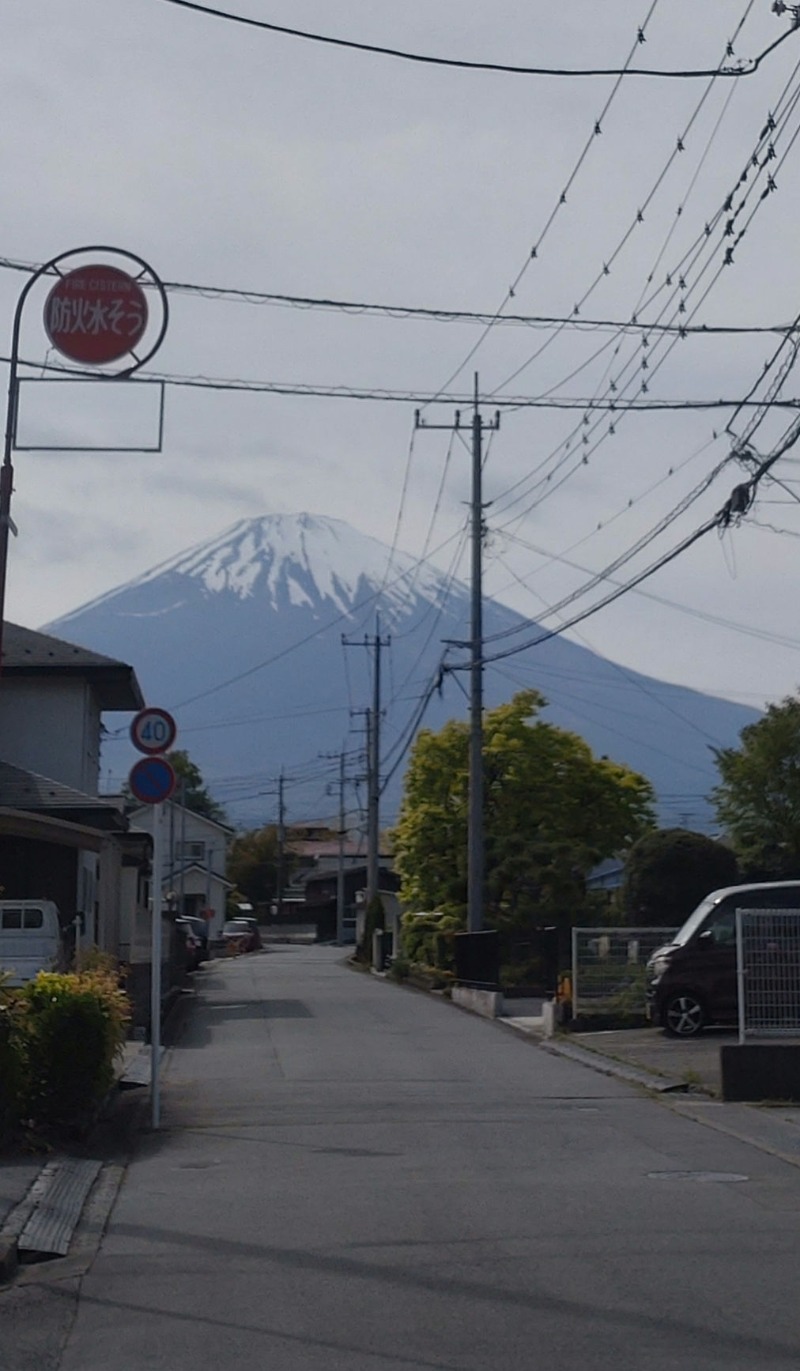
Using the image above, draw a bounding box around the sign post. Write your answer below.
[0,246,168,675]
[130,709,177,1130]
[151,803,164,1130]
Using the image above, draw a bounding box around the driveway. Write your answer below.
[570,1024,735,1095]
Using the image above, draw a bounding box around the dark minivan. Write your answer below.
[645,881,800,1037]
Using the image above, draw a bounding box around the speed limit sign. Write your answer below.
[130,707,177,755]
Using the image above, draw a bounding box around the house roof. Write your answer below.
[128,800,234,836]
[3,623,144,711]
[161,860,234,889]
[0,760,126,832]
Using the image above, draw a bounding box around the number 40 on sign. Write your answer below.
[130,707,177,756]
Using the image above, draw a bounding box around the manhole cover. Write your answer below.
[647,1170,748,1183]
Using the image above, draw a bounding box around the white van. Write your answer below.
[0,901,63,985]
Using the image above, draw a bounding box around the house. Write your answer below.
[129,799,234,939]
[303,863,400,944]
[0,624,146,957]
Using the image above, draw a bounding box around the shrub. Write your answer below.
[620,828,739,926]
[16,970,130,1129]
[0,973,25,1141]
[400,911,462,970]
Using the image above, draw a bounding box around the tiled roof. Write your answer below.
[3,623,144,711]
[0,760,125,828]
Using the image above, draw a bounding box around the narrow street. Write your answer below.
[53,947,800,1369]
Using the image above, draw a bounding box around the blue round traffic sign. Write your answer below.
[129,756,177,805]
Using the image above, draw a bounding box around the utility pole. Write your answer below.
[415,374,500,933]
[336,751,346,945]
[324,751,350,943]
[276,768,286,918]
[343,617,391,905]
[323,750,349,946]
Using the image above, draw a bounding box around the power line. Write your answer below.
[0,251,796,338]
[472,418,800,669]
[11,355,800,413]
[148,0,800,79]
[419,3,663,409]
[487,65,800,533]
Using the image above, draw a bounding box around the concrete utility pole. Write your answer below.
[336,751,346,945]
[276,768,286,918]
[415,374,500,934]
[344,617,391,905]
[323,749,349,945]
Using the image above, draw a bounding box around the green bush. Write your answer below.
[400,911,462,970]
[13,970,130,1130]
[0,973,25,1142]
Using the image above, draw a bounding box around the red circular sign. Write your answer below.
[130,707,177,756]
[44,264,148,365]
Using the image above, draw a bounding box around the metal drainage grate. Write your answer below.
[18,1158,102,1258]
[647,1170,749,1183]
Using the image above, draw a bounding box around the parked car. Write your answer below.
[221,919,258,955]
[239,916,262,950]
[645,881,800,1037]
[0,900,64,985]
[175,917,203,973]
[180,915,210,962]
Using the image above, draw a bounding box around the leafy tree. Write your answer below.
[167,750,227,824]
[227,825,283,908]
[620,828,739,927]
[712,694,800,878]
[392,690,655,933]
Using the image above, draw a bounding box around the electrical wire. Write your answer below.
[148,0,799,79]
[1,251,797,337]
[419,3,663,409]
[487,46,800,528]
[487,78,800,539]
[471,417,800,670]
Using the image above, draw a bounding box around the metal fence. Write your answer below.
[572,927,679,1018]
[735,908,800,1042]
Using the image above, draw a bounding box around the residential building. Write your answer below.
[129,799,233,939]
[0,623,145,956]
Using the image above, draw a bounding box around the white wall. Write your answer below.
[0,678,100,793]
[131,802,230,937]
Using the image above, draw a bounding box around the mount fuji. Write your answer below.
[44,513,758,829]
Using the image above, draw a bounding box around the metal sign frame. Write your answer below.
[0,246,169,672]
[13,377,165,453]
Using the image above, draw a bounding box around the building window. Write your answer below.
[176,841,206,862]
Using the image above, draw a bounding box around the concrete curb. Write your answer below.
[541,1037,690,1093]
[496,1015,690,1094]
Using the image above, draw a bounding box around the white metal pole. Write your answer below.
[151,802,164,1129]
[736,908,746,1046]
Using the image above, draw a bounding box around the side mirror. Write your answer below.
[698,929,714,941]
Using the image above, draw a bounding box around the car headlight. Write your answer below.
[647,957,669,985]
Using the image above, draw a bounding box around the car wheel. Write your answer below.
[662,991,706,1038]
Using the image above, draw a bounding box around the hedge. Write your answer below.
[0,969,130,1137]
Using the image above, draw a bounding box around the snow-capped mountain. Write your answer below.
[45,513,758,829]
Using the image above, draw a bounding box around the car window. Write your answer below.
[1,908,22,929]
[702,908,735,945]
[673,899,717,946]
[23,908,44,929]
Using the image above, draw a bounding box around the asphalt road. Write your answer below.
[57,947,800,1369]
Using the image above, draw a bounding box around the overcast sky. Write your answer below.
[4,1,800,714]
